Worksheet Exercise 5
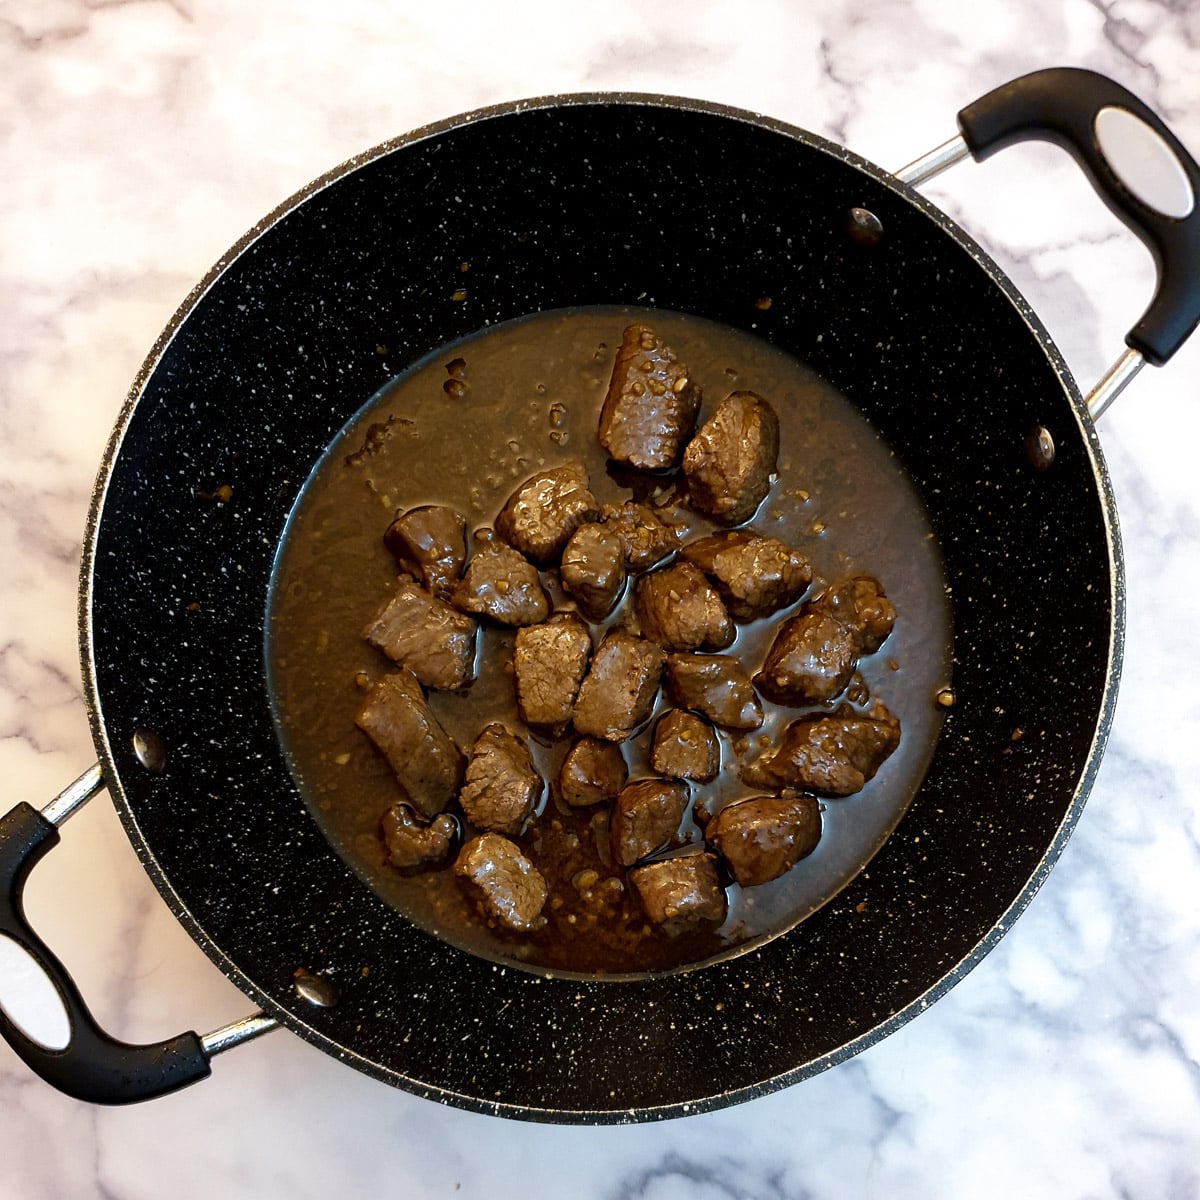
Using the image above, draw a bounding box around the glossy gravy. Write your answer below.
[266,307,952,976]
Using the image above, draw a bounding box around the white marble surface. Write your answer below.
[2,0,1200,1195]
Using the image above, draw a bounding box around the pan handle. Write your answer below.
[0,783,214,1104]
[954,67,1200,368]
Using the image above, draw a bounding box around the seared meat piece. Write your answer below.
[496,460,599,565]
[451,528,549,626]
[598,324,701,471]
[363,579,477,691]
[609,779,690,867]
[680,530,812,621]
[756,607,857,705]
[381,803,458,869]
[634,562,734,652]
[454,832,548,932]
[384,504,467,597]
[599,500,679,571]
[560,522,626,621]
[682,391,779,526]
[650,709,719,783]
[355,671,465,817]
[756,576,895,704]
[512,613,592,732]
[458,723,543,837]
[706,795,821,887]
[663,653,763,731]
[827,575,896,653]
[740,705,901,797]
[558,736,628,807]
[629,852,727,932]
[573,630,666,742]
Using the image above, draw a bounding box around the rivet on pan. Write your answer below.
[1025,425,1056,471]
[935,688,955,709]
[293,968,339,1008]
[132,728,167,773]
[845,207,884,246]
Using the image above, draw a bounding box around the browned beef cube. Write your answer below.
[512,613,592,732]
[650,709,719,782]
[384,505,467,597]
[599,500,680,571]
[680,530,812,621]
[827,575,897,653]
[558,736,628,807]
[381,803,458,869]
[363,579,477,691]
[682,391,779,526]
[598,324,701,471]
[634,562,734,652]
[458,723,543,837]
[454,832,548,932]
[740,705,901,797]
[355,671,465,817]
[755,607,858,705]
[706,795,821,886]
[495,460,599,565]
[560,522,626,621]
[573,630,665,742]
[629,852,727,932]
[451,529,549,626]
[609,779,690,867]
[664,653,763,731]
[755,576,895,704]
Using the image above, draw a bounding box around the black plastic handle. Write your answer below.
[957,67,1200,366]
[0,802,211,1104]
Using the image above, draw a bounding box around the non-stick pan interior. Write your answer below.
[82,96,1118,1120]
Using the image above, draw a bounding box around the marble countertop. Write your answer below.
[3,1,1200,1196]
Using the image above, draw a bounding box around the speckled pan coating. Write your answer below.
[78,95,1122,1122]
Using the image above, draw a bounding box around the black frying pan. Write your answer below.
[3,68,1199,1121]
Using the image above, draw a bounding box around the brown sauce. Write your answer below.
[266,307,952,977]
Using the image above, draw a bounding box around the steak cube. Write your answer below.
[599,500,680,571]
[384,505,467,597]
[740,705,901,797]
[663,653,763,731]
[451,528,549,627]
[650,709,719,782]
[598,324,701,471]
[560,522,626,621]
[496,460,599,565]
[381,803,458,870]
[363,579,477,691]
[573,630,665,742]
[755,576,895,704]
[458,723,543,837]
[629,852,727,932]
[682,391,779,526]
[827,575,897,653]
[513,613,593,732]
[355,671,465,817]
[706,795,822,886]
[680,530,812,621]
[634,562,734,652]
[454,833,548,932]
[755,607,858,705]
[558,736,628,807]
[609,779,690,867]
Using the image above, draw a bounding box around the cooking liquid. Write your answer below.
[266,307,952,976]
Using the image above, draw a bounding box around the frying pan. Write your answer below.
[2,68,1198,1121]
